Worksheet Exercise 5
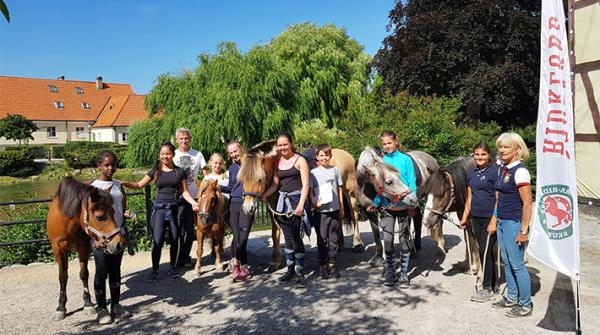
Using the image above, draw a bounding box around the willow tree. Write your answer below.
[128,24,371,167]
[268,23,371,128]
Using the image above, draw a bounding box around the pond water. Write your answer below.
[0,171,147,202]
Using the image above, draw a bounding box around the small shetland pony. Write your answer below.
[46,177,124,320]
[194,179,227,277]
[421,157,483,285]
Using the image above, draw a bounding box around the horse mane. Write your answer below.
[237,154,266,186]
[420,157,475,208]
[442,157,474,211]
[54,176,113,219]
[249,139,278,157]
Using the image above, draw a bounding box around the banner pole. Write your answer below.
[575,278,581,335]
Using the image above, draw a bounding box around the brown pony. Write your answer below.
[46,176,124,320]
[237,140,362,270]
[421,157,483,285]
[194,179,227,277]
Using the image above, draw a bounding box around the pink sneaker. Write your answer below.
[234,266,252,282]
[230,259,241,280]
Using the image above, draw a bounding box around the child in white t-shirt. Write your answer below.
[203,153,229,199]
[309,144,344,279]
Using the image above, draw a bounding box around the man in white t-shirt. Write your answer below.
[173,127,207,268]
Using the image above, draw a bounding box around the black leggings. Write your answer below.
[472,217,497,290]
[229,202,255,265]
[151,208,180,271]
[93,248,124,309]
[278,215,305,254]
[315,211,340,265]
[379,209,411,254]
[178,201,196,266]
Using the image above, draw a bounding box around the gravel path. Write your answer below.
[1,208,598,335]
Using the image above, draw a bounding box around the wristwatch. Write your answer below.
[520,227,529,235]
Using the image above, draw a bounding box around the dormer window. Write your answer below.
[81,102,90,110]
[48,85,58,93]
[75,87,84,94]
[54,101,64,109]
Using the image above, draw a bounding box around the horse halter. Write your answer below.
[197,194,217,225]
[81,197,121,249]
[370,169,405,205]
[425,171,456,224]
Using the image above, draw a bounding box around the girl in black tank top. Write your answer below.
[268,133,310,288]
[278,157,303,193]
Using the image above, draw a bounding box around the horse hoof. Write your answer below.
[369,255,385,268]
[351,244,365,253]
[54,311,66,321]
[268,261,283,272]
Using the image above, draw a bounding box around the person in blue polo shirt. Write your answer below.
[367,130,417,288]
[459,142,499,303]
[490,132,533,318]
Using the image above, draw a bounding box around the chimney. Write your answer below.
[96,76,103,90]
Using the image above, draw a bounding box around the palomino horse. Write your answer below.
[355,147,440,267]
[237,140,361,270]
[420,157,483,286]
[46,177,124,320]
[194,179,227,277]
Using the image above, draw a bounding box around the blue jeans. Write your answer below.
[497,219,532,307]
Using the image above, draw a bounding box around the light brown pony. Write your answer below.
[194,179,227,276]
[46,176,124,320]
[237,140,362,270]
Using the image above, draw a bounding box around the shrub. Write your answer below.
[62,141,119,169]
[0,147,34,176]
[0,203,53,266]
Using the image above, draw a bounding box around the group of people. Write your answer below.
[459,133,534,318]
[86,127,535,324]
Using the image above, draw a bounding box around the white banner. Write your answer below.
[528,0,580,280]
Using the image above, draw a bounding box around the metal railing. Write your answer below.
[0,188,149,248]
[0,187,274,248]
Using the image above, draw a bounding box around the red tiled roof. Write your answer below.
[94,94,148,127]
[0,75,134,121]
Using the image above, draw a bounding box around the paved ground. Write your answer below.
[0,207,598,334]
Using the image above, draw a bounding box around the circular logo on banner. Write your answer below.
[538,184,574,240]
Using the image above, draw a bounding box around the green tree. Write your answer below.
[268,23,371,128]
[0,114,39,145]
[0,0,9,23]
[129,24,371,167]
[373,0,543,127]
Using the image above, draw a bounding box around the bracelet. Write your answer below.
[492,208,498,218]
[520,227,529,235]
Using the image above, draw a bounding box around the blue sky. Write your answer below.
[0,1,395,94]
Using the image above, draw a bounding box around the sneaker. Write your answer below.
[294,275,307,289]
[397,272,410,288]
[492,296,518,309]
[329,266,340,279]
[320,265,329,280]
[167,268,181,278]
[110,304,132,319]
[277,271,296,283]
[234,266,252,282]
[505,304,533,317]
[96,308,114,325]
[146,271,159,283]
[471,289,494,303]
[383,269,398,287]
